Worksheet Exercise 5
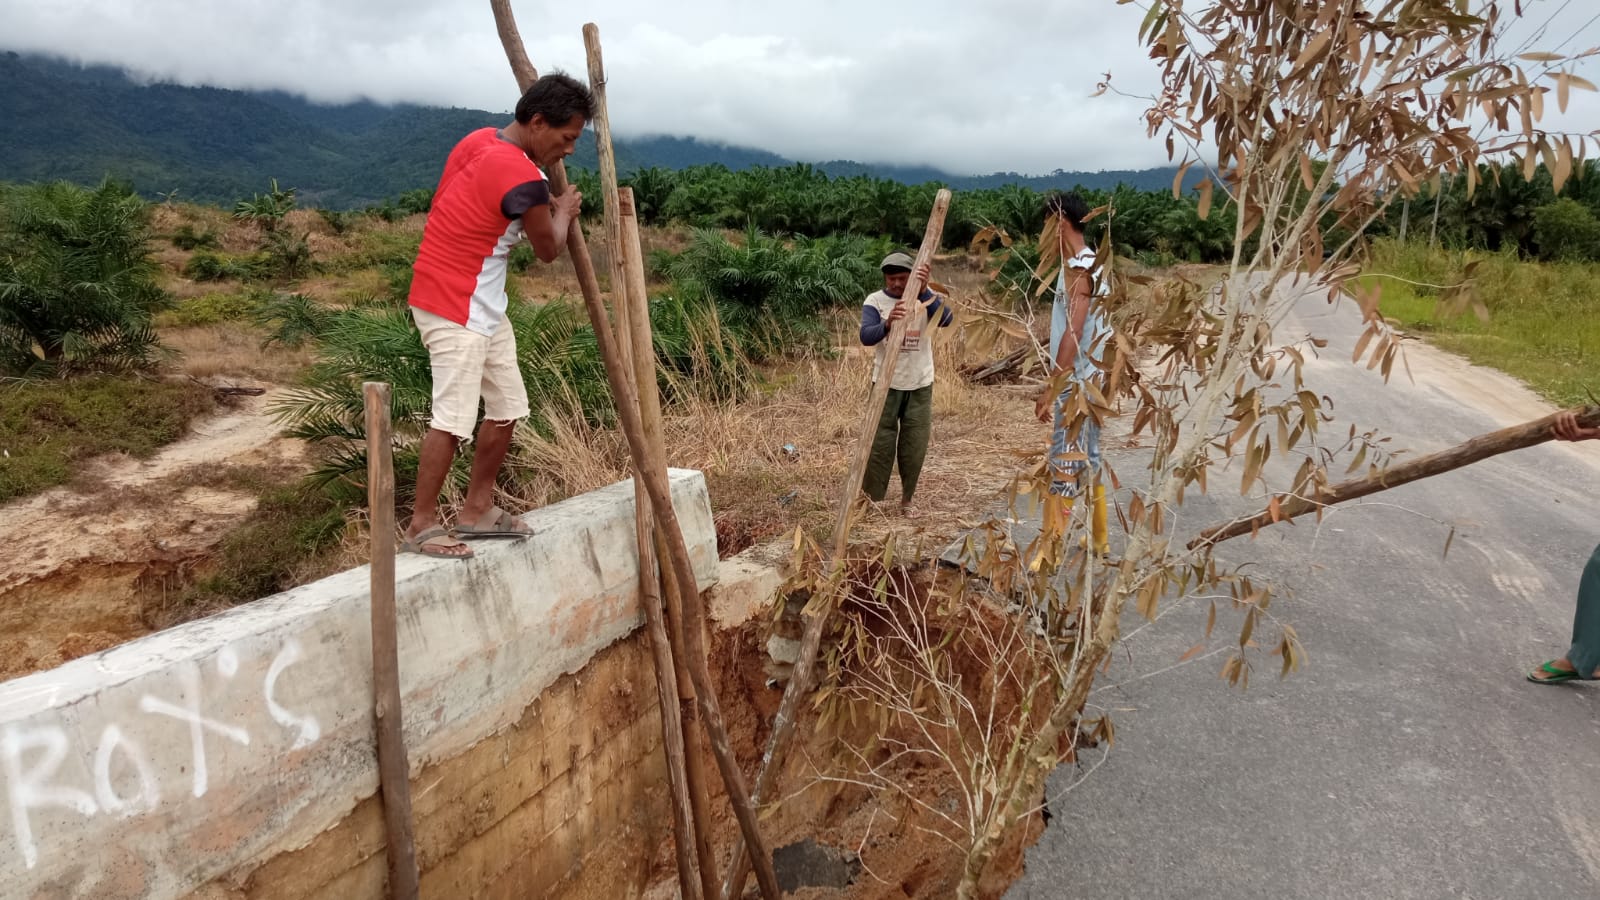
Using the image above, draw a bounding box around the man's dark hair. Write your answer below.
[514,72,597,127]
[1042,190,1090,231]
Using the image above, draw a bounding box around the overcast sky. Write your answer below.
[4,0,1598,176]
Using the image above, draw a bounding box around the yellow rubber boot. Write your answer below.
[1030,493,1076,572]
[1092,483,1109,557]
[1071,485,1111,557]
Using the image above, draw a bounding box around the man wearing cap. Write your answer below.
[859,252,955,517]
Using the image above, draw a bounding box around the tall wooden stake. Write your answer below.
[721,191,953,900]
[1189,405,1600,548]
[584,29,704,900]
[624,187,723,900]
[1429,184,1443,247]
[363,382,420,900]
[487,8,779,897]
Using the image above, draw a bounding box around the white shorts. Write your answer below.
[411,307,530,440]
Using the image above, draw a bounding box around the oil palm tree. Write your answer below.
[0,180,168,375]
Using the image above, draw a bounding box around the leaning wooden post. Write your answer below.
[487,9,780,897]
[623,187,722,900]
[1189,405,1600,549]
[584,29,705,900]
[721,191,952,900]
[579,24,778,898]
[362,382,420,900]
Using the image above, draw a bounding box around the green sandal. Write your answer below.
[1526,661,1580,685]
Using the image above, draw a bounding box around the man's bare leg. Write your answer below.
[405,427,472,558]
[459,418,527,532]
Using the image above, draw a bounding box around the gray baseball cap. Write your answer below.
[880,251,915,272]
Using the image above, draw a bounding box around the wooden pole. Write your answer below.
[1429,184,1443,247]
[1188,405,1600,549]
[618,277,706,900]
[585,24,784,890]
[624,187,723,900]
[584,30,704,900]
[486,9,779,896]
[363,382,420,900]
[721,191,953,900]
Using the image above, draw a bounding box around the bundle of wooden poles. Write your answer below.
[482,9,952,896]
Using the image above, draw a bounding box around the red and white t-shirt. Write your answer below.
[409,128,550,335]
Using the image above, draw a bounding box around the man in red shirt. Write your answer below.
[402,73,593,559]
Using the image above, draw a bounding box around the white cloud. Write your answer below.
[3,0,1597,176]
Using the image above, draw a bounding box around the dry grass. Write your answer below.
[508,223,720,304]
[148,201,232,236]
[510,266,586,304]
[295,268,391,305]
[496,309,1044,559]
[163,325,313,383]
[305,230,358,260]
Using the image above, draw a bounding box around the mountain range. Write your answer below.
[1,51,1184,208]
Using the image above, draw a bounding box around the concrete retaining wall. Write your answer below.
[0,470,721,899]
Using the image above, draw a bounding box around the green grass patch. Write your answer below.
[1361,239,1600,407]
[156,289,264,328]
[320,226,421,274]
[0,377,215,502]
[182,480,348,606]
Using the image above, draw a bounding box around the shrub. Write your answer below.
[382,262,414,302]
[253,292,334,348]
[183,250,247,282]
[1533,198,1600,263]
[171,223,219,250]
[365,200,404,223]
[353,229,421,270]
[316,208,357,235]
[508,243,537,274]
[183,482,348,605]
[160,290,263,327]
[659,228,887,354]
[396,189,434,216]
[233,179,296,233]
[262,230,314,280]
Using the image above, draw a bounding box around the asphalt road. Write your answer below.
[1004,279,1600,899]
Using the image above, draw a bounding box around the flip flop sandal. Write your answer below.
[1526,661,1580,684]
[401,525,474,560]
[456,506,534,540]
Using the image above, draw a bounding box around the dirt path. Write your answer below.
[0,388,304,679]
